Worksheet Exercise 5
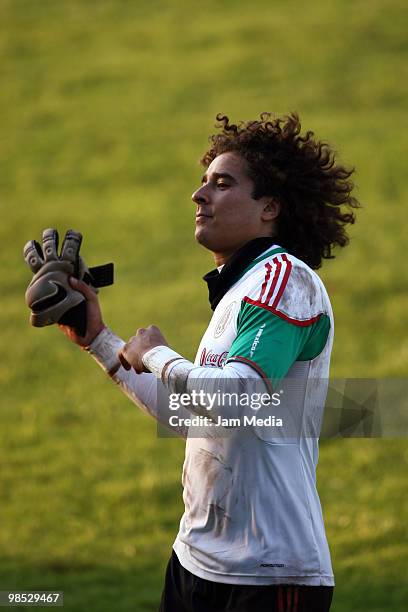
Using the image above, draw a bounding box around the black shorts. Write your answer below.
[159,550,334,612]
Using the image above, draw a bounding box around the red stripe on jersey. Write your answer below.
[294,586,299,612]
[287,586,292,610]
[264,256,282,304]
[278,586,284,612]
[271,253,292,309]
[226,356,274,393]
[243,296,322,326]
[258,262,272,302]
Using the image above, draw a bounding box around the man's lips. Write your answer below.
[195,215,212,225]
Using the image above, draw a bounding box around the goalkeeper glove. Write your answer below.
[24,228,113,336]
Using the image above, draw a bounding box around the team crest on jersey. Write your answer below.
[214,301,236,338]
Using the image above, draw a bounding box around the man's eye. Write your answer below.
[217,182,229,189]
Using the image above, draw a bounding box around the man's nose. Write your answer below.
[191,185,209,205]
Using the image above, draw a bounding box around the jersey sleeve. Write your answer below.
[225,254,331,385]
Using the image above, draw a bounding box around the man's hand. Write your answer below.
[58,277,105,347]
[119,326,169,374]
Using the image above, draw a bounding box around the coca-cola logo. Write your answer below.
[200,348,228,368]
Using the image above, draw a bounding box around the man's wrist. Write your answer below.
[83,324,106,349]
[86,327,125,377]
[142,345,185,380]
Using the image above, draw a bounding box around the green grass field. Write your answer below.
[1,0,407,610]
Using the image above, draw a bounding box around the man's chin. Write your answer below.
[195,227,224,253]
[194,228,208,247]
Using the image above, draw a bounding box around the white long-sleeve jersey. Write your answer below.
[87,246,334,586]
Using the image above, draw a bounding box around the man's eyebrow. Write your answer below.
[201,172,237,183]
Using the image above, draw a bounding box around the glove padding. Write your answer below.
[24,228,113,336]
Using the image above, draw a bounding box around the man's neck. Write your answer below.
[212,236,276,267]
[203,236,281,311]
[213,251,234,267]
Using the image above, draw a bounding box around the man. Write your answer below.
[60,112,359,611]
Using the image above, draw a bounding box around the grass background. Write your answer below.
[0,0,407,610]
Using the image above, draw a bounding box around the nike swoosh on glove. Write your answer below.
[24,228,114,336]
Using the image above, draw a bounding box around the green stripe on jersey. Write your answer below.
[298,314,331,361]
[226,301,330,383]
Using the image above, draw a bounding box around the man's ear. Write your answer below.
[261,198,281,221]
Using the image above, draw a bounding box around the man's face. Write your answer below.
[192,152,276,264]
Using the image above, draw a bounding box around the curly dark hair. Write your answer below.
[201,112,360,269]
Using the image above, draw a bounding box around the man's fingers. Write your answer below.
[118,350,132,371]
[69,277,97,300]
[118,343,146,374]
[117,328,160,375]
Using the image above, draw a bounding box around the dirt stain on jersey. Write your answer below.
[207,503,232,537]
